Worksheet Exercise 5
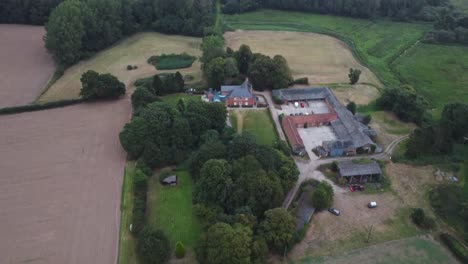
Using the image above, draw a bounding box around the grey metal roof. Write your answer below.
[274,87,374,148]
[295,187,315,230]
[338,160,382,177]
[162,175,177,184]
[323,140,354,150]
[221,80,252,98]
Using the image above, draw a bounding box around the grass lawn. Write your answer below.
[159,93,201,106]
[118,163,138,264]
[297,236,457,264]
[226,9,429,87]
[147,170,201,248]
[393,43,468,116]
[231,109,278,145]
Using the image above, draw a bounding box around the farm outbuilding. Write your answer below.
[337,160,382,183]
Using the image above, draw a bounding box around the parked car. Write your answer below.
[328,208,341,216]
[299,112,304,115]
[300,102,305,108]
[352,185,365,191]
[368,202,377,208]
[294,102,299,108]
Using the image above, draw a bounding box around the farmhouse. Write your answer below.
[205,79,255,107]
[337,160,382,183]
[273,87,377,156]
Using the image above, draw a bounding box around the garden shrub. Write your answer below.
[147,53,197,70]
[175,241,186,258]
[290,77,309,85]
[439,233,468,263]
[410,208,435,229]
[137,227,171,264]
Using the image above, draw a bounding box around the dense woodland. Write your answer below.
[42,0,215,65]
[222,0,450,20]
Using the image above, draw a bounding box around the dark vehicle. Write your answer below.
[328,208,341,216]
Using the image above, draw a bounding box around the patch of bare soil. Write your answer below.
[289,190,401,259]
[0,25,55,107]
[0,99,130,264]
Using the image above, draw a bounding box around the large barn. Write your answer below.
[273,87,377,156]
[337,160,383,183]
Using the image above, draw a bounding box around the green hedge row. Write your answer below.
[0,99,84,116]
[440,233,468,263]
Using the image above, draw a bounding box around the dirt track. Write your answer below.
[0,100,130,264]
[0,25,55,107]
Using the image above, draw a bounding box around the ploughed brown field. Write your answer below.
[0,100,130,264]
[0,25,55,108]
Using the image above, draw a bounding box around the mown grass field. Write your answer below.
[297,236,457,264]
[159,93,201,106]
[393,44,468,115]
[147,170,201,249]
[38,32,202,102]
[226,9,430,87]
[230,109,278,145]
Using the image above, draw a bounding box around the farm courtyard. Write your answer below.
[0,100,130,264]
[0,25,55,107]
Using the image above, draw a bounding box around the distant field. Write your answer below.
[451,0,468,13]
[0,25,55,107]
[39,33,202,102]
[225,31,381,86]
[394,43,468,115]
[297,236,457,264]
[0,100,130,264]
[147,170,201,248]
[226,9,429,87]
[230,109,278,145]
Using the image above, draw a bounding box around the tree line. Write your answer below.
[222,0,449,21]
[424,7,468,45]
[0,0,63,25]
[44,0,215,66]
[201,34,293,90]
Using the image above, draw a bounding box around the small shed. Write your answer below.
[161,175,177,186]
[337,160,382,183]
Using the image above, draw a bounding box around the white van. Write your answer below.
[294,102,299,108]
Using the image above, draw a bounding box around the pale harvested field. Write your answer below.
[224,30,381,87]
[0,100,131,264]
[39,33,202,102]
[331,84,380,106]
[0,25,55,107]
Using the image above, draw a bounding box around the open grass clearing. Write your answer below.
[368,111,415,148]
[225,30,381,86]
[0,25,55,108]
[0,100,131,264]
[393,43,468,116]
[230,109,278,145]
[330,84,380,106]
[147,170,201,250]
[226,9,429,87]
[297,236,458,264]
[38,33,202,102]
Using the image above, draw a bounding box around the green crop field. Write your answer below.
[393,44,468,115]
[147,170,201,248]
[226,9,430,87]
[297,236,457,264]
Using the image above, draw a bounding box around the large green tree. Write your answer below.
[248,54,292,91]
[44,0,85,65]
[312,181,334,210]
[198,223,253,264]
[235,44,253,74]
[137,227,171,264]
[194,159,233,207]
[80,70,126,100]
[259,208,295,253]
